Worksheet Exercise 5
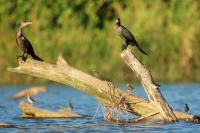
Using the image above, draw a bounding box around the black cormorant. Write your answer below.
[115,18,148,55]
[16,21,43,61]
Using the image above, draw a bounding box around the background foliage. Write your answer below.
[0,0,200,84]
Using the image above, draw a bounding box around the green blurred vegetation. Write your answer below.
[0,0,200,84]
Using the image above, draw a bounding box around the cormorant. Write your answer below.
[126,83,134,95]
[27,93,35,104]
[184,104,189,113]
[115,18,148,55]
[16,21,43,61]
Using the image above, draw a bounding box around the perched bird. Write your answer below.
[184,104,189,113]
[16,21,43,61]
[115,18,148,55]
[152,78,160,88]
[92,69,99,78]
[126,83,134,95]
[27,93,35,104]
[66,99,73,112]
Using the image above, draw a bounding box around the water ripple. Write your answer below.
[0,84,200,132]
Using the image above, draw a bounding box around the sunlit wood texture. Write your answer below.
[0,123,16,128]
[8,55,198,122]
[12,86,47,99]
[19,101,82,118]
[121,48,177,122]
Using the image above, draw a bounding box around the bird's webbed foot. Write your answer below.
[121,43,128,51]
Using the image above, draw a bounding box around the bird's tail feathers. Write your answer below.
[32,54,43,61]
[137,45,148,55]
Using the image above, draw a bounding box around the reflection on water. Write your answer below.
[0,84,200,132]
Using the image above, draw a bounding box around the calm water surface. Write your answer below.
[0,84,200,132]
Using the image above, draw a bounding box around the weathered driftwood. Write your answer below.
[0,122,16,128]
[121,48,177,122]
[12,86,47,99]
[19,101,82,118]
[7,54,199,123]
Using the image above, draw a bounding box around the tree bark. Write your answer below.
[121,48,177,122]
[12,86,47,99]
[19,101,82,118]
[7,54,199,123]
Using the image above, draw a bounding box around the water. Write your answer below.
[0,84,200,132]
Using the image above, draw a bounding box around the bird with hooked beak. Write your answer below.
[115,18,148,55]
[16,21,43,61]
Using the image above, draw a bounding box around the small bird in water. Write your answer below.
[27,93,35,104]
[126,83,134,95]
[66,99,73,112]
[184,104,189,113]
[115,18,148,55]
[16,21,43,61]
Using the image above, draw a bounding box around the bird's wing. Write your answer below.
[21,36,35,53]
[121,25,137,43]
[21,36,32,48]
[30,96,36,102]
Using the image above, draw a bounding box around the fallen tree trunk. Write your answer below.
[7,54,199,123]
[121,48,177,122]
[19,101,82,118]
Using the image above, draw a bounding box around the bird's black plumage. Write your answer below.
[184,104,189,113]
[68,99,73,111]
[115,18,148,55]
[16,22,43,61]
